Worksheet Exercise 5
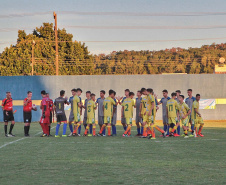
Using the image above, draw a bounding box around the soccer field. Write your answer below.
[0,123,225,185]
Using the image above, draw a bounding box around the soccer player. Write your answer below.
[175,90,181,135]
[40,90,50,137]
[185,89,196,134]
[111,91,117,136]
[135,90,142,136]
[98,89,117,136]
[121,89,130,131]
[2,92,16,137]
[23,91,37,136]
[72,90,82,136]
[166,92,180,137]
[68,89,77,136]
[76,88,83,135]
[146,88,166,139]
[54,90,69,137]
[46,93,54,136]
[157,89,171,136]
[139,88,147,136]
[96,90,106,136]
[178,95,192,138]
[191,94,204,137]
[122,92,135,137]
[83,91,91,135]
[84,93,97,136]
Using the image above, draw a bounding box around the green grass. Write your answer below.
[0,123,225,185]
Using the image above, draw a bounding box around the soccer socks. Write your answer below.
[107,126,111,136]
[191,125,194,132]
[167,125,170,135]
[41,123,46,134]
[143,126,147,137]
[69,124,73,133]
[103,128,106,135]
[84,126,89,135]
[137,127,141,135]
[62,123,67,135]
[123,126,127,131]
[45,124,49,135]
[155,126,164,134]
[78,125,81,134]
[171,126,177,133]
[151,127,155,138]
[4,125,7,135]
[112,125,116,135]
[55,123,60,135]
[73,123,81,134]
[163,124,167,132]
[198,125,203,134]
[89,125,93,134]
[177,126,180,135]
[124,125,131,135]
[141,126,143,135]
[24,126,29,135]
[9,124,14,134]
[99,125,106,134]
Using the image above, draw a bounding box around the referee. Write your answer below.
[2,92,15,137]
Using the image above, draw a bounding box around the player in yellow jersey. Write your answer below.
[72,91,82,136]
[83,93,97,136]
[145,88,166,139]
[122,92,135,137]
[98,90,118,136]
[178,95,192,138]
[139,88,148,137]
[191,94,204,137]
[166,92,180,137]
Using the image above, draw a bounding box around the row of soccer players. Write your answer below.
[1,88,204,138]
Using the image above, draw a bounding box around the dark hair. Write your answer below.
[187,89,192,92]
[113,91,116,96]
[77,88,82,93]
[141,88,146,93]
[60,90,65,96]
[162,89,168,93]
[176,90,181,93]
[27,91,32,94]
[91,93,95,97]
[125,89,130,92]
[71,88,77,92]
[196,94,200,97]
[179,95,184,99]
[109,89,114,95]
[147,88,153,93]
[137,90,141,94]
[171,92,177,97]
[129,92,135,96]
[100,90,105,94]
[41,90,46,95]
[86,91,91,94]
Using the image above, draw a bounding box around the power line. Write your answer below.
[2,11,226,19]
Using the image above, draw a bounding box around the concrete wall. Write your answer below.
[0,74,226,122]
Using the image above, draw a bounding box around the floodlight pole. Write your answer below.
[53,12,59,75]
[31,40,35,76]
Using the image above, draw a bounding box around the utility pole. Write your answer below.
[31,40,35,76]
[53,11,59,75]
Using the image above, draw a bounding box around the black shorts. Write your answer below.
[49,112,52,124]
[3,110,14,122]
[23,111,32,123]
[56,114,67,123]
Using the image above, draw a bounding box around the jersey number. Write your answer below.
[59,103,61,109]
[169,105,173,112]
[105,103,108,110]
[88,106,91,112]
[125,104,129,111]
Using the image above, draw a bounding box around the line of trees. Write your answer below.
[0,22,225,76]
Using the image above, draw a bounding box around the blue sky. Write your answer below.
[1,0,226,54]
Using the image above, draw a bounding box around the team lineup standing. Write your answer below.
[1,88,205,138]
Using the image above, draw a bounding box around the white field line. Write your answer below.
[0,126,56,149]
